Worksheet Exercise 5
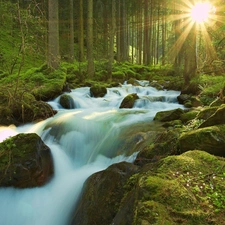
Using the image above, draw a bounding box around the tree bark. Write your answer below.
[107,0,116,80]
[48,0,60,69]
[183,25,197,84]
[78,0,84,62]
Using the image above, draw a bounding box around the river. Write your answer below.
[0,81,184,225]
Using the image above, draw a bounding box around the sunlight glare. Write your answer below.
[191,2,212,23]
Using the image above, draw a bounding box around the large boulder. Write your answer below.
[178,124,225,156]
[121,150,225,225]
[119,93,139,108]
[71,151,225,225]
[70,162,139,225]
[0,133,54,188]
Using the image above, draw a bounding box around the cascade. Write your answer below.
[0,81,184,225]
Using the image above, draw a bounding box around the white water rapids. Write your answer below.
[0,81,184,225]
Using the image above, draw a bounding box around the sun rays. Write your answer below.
[167,0,222,65]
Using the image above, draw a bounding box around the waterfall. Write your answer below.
[0,81,184,225]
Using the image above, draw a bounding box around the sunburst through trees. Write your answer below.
[168,0,223,78]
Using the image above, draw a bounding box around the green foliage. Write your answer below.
[0,1,46,74]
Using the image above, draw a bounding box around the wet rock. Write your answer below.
[59,94,75,109]
[119,93,139,108]
[177,94,190,104]
[0,133,54,188]
[178,125,225,156]
[70,162,138,225]
[154,108,184,122]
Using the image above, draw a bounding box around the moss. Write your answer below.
[133,151,225,224]
[180,110,199,123]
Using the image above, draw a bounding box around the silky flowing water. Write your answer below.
[0,81,184,225]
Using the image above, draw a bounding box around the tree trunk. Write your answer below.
[78,0,84,62]
[107,0,116,80]
[48,0,60,69]
[69,0,74,62]
[183,25,197,84]
[87,0,95,77]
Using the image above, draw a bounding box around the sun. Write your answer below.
[190,2,213,23]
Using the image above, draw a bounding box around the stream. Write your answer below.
[0,81,184,225]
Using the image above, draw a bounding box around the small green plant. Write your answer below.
[184,118,204,131]
[171,165,225,213]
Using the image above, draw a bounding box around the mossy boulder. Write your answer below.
[70,162,139,225]
[0,92,56,126]
[119,93,139,108]
[59,94,75,109]
[70,151,225,225]
[199,104,225,128]
[90,84,107,98]
[0,133,54,188]
[178,125,225,156]
[154,108,184,122]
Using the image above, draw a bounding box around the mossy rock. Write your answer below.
[72,150,225,224]
[154,108,184,122]
[90,84,107,98]
[177,94,190,104]
[112,71,126,83]
[0,92,56,126]
[0,133,54,188]
[180,110,199,123]
[178,124,225,156]
[199,104,225,128]
[119,93,139,108]
[59,94,75,109]
[123,151,225,224]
